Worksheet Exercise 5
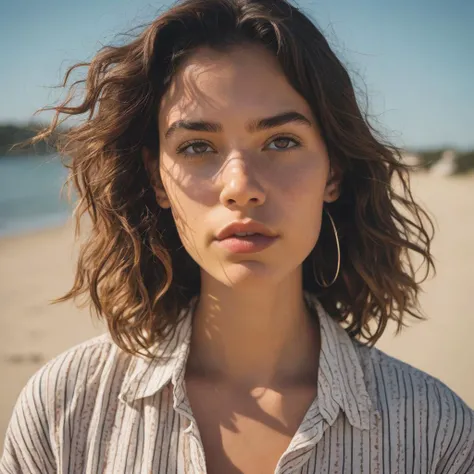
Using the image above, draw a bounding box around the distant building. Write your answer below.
[430,149,458,176]
[400,151,421,168]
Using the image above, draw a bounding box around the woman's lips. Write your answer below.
[214,234,278,253]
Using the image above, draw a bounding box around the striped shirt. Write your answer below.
[1,292,473,473]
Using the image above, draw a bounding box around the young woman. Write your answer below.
[1,0,473,472]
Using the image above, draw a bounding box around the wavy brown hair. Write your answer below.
[31,0,435,356]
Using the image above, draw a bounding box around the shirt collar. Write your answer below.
[309,295,377,430]
[118,295,197,407]
[118,292,377,431]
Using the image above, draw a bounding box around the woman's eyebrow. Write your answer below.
[164,111,312,139]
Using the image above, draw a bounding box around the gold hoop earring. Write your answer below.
[312,207,341,288]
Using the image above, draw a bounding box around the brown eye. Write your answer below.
[189,143,211,154]
[177,141,214,156]
[266,136,300,151]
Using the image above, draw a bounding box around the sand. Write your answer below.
[1,172,473,448]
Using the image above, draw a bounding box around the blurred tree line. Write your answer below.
[412,149,474,175]
[0,123,62,156]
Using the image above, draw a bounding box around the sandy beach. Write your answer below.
[1,172,473,448]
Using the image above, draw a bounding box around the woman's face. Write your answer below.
[144,44,340,287]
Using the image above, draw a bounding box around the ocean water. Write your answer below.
[0,154,74,237]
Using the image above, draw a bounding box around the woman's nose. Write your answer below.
[218,154,266,209]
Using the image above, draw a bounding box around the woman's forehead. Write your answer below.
[158,46,312,129]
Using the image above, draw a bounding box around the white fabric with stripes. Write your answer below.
[1,292,473,473]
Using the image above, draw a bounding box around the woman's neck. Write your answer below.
[186,274,321,391]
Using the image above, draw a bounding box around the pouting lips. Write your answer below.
[215,231,278,253]
[215,220,277,241]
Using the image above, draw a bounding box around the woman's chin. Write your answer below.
[211,261,284,287]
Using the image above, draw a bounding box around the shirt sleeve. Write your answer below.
[435,394,474,474]
[0,367,57,474]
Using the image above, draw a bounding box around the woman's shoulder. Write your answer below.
[1,334,136,473]
[20,333,135,408]
[354,342,474,470]
[377,345,469,403]
[23,333,122,391]
[8,333,132,425]
[356,341,473,414]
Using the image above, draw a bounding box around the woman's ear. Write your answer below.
[142,147,171,209]
[323,163,343,204]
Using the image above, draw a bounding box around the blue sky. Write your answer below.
[1,0,472,150]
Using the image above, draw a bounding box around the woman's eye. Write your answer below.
[178,141,214,156]
[266,137,301,151]
[177,136,300,157]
